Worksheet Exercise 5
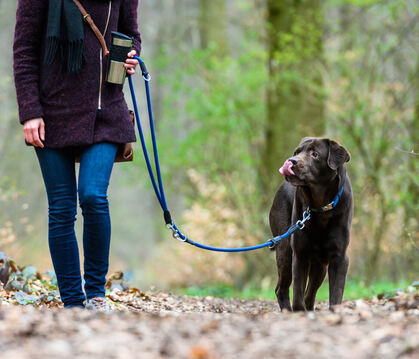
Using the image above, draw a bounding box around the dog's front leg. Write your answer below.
[292,251,309,311]
[328,226,350,307]
[304,260,327,311]
[328,254,349,307]
[275,239,293,311]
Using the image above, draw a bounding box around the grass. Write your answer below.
[176,279,414,302]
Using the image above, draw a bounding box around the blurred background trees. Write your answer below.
[0,0,417,294]
[262,0,325,197]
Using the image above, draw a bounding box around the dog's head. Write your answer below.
[279,137,350,186]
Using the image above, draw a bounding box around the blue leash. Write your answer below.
[127,57,341,252]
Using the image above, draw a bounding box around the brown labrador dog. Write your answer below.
[269,137,353,311]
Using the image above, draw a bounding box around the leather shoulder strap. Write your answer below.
[72,0,109,56]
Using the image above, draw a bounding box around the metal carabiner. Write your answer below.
[166,223,187,242]
[267,239,277,249]
[302,208,311,222]
[296,220,305,230]
[175,230,187,242]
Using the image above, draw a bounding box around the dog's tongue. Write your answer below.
[279,160,295,177]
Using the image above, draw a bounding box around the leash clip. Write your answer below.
[295,220,305,230]
[297,208,311,230]
[302,208,311,222]
[166,223,187,242]
[268,237,281,249]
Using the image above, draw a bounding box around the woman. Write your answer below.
[12,0,141,311]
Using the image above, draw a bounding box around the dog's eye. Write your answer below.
[311,151,319,158]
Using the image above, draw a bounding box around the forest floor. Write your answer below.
[0,254,418,359]
[0,287,418,359]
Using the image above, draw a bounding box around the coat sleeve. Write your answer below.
[118,0,142,56]
[13,0,48,125]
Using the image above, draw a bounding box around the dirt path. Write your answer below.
[0,290,418,359]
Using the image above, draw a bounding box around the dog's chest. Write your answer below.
[304,216,339,258]
[306,214,331,234]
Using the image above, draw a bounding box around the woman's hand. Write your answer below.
[23,117,45,148]
[124,50,139,75]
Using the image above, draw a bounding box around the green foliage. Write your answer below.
[142,0,418,290]
[177,279,414,301]
[151,26,269,243]
[338,0,390,6]
[324,0,418,281]
[156,39,267,188]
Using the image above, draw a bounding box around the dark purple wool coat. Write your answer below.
[13,0,141,148]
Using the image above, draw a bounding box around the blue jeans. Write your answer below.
[34,142,119,308]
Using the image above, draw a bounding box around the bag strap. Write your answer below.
[72,0,109,56]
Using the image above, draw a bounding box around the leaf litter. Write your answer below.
[0,252,418,359]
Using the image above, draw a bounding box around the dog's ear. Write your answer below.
[327,140,350,170]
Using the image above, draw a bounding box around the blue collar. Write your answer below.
[309,183,344,213]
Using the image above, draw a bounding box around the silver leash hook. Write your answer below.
[167,222,187,242]
[296,220,305,230]
[175,231,188,242]
[302,208,311,223]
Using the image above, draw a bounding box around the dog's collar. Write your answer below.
[308,182,344,213]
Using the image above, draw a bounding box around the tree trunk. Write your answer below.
[402,58,419,279]
[261,0,325,198]
[408,59,419,212]
[199,0,228,56]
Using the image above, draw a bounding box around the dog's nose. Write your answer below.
[288,157,298,165]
